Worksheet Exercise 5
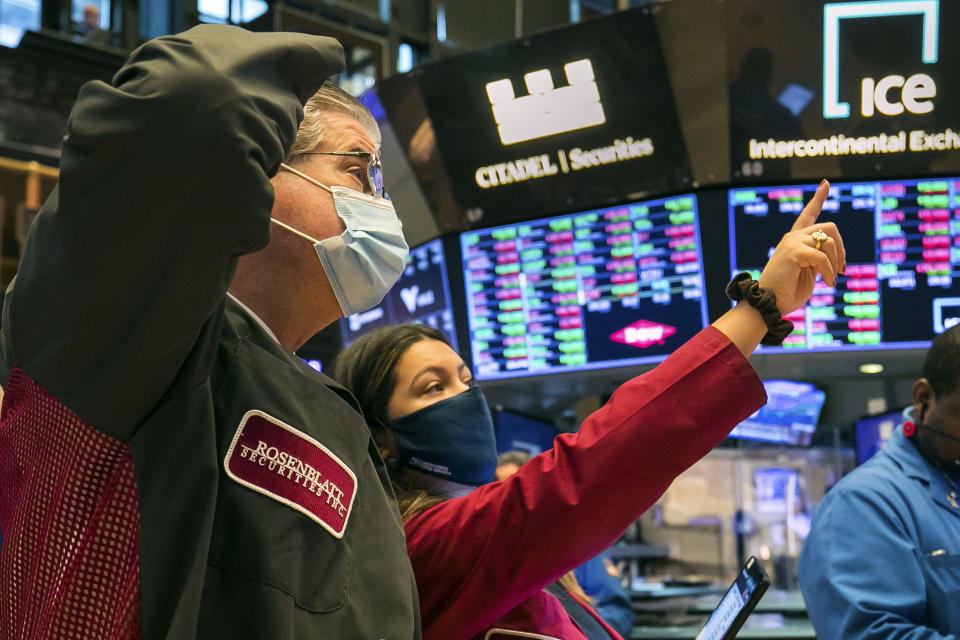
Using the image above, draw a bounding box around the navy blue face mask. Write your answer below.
[388,386,497,487]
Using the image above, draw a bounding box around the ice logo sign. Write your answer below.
[934,298,960,333]
[485,59,606,145]
[823,0,939,119]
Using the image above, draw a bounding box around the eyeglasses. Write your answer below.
[298,151,386,198]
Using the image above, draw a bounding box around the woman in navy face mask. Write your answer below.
[333,181,843,640]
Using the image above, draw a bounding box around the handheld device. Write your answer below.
[695,556,771,640]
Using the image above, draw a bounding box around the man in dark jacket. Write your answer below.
[0,25,419,639]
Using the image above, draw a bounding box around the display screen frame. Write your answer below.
[461,191,711,381]
[727,175,960,354]
[728,379,826,446]
[338,235,462,351]
[414,5,694,228]
[854,409,903,465]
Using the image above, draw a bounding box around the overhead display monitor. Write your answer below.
[730,380,826,446]
[727,0,960,182]
[855,410,902,464]
[495,411,557,457]
[462,193,708,380]
[729,178,960,352]
[753,467,800,514]
[339,238,459,350]
[415,6,692,228]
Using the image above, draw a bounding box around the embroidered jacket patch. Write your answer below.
[224,410,358,538]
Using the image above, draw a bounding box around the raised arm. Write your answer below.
[2,26,343,439]
[714,179,844,356]
[408,326,764,637]
[406,180,844,638]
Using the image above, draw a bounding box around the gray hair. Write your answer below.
[288,81,381,161]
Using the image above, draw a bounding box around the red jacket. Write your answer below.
[404,327,766,640]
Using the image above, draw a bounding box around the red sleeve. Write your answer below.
[404,326,766,639]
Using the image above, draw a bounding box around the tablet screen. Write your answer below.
[695,562,764,640]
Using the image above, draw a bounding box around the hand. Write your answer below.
[757,180,846,315]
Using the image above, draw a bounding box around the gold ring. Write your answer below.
[812,230,828,251]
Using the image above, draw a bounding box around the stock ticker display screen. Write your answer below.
[340,238,459,350]
[461,194,709,380]
[731,380,826,446]
[730,178,960,352]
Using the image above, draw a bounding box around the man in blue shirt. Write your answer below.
[799,324,960,639]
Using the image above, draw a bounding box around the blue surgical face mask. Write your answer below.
[273,163,409,316]
[388,386,497,487]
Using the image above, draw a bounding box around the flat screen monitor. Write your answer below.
[729,380,825,445]
[855,410,902,465]
[462,193,709,380]
[729,178,960,352]
[339,237,459,350]
[726,1,960,182]
[414,6,692,228]
[753,467,800,515]
[495,410,556,457]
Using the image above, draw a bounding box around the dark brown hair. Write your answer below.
[332,324,592,603]
[331,324,449,518]
[332,323,449,431]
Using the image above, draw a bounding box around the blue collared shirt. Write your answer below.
[799,410,960,639]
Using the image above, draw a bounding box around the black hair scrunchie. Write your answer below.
[725,272,794,346]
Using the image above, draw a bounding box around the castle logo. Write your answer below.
[485,58,606,145]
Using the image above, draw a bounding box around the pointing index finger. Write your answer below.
[791,179,830,232]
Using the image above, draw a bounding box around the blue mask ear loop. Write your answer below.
[270,163,335,243]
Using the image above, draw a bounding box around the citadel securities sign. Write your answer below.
[476,57,653,186]
[473,58,657,190]
[473,135,655,189]
[728,0,960,180]
[486,58,607,145]
[416,6,692,227]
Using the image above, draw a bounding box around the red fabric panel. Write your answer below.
[477,588,623,640]
[0,367,142,639]
[406,327,766,639]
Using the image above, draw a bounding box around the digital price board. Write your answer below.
[462,194,709,380]
[729,177,960,351]
[340,237,459,349]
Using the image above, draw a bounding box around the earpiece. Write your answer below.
[906,400,930,438]
[903,421,916,438]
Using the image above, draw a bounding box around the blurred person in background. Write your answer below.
[494,449,530,481]
[75,3,110,44]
